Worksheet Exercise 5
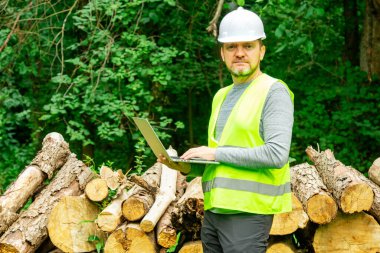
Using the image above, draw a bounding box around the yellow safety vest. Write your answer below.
[203,73,294,214]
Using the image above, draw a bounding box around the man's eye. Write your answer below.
[226,45,236,50]
[245,44,254,49]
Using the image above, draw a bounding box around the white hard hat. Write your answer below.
[218,7,266,43]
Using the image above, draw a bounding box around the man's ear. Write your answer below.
[220,47,225,62]
[260,45,266,61]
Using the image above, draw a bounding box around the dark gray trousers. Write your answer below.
[201,210,273,253]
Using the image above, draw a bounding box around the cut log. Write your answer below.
[156,172,187,248]
[171,177,204,240]
[97,163,161,232]
[85,178,109,202]
[267,236,297,253]
[100,165,126,190]
[0,133,70,234]
[290,163,338,224]
[178,240,203,253]
[0,154,93,253]
[345,165,380,223]
[103,223,158,253]
[122,163,162,221]
[140,148,179,232]
[47,195,106,252]
[313,211,380,253]
[96,189,131,232]
[0,209,18,237]
[369,157,380,186]
[305,146,374,213]
[270,193,309,235]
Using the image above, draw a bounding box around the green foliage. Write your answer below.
[88,234,104,253]
[167,232,182,253]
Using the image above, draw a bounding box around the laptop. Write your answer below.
[132,117,220,168]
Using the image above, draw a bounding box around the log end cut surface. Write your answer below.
[85,178,109,202]
[313,212,380,252]
[104,223,157,253]
[123,198,147,221]
[157,227,177,249]
[270,194,309,235]
[47,196,106,252]
[307,194,337,224]
[178,241,203,253]
[267,243,296,253]
[340,183,374,213]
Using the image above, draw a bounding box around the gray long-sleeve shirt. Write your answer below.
[214,81,294,169]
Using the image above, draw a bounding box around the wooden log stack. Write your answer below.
[1,134,380,253]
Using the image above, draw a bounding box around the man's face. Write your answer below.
[221,40,266,81]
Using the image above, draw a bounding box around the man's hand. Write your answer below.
[157,154,191,174]
[180,146,216,161]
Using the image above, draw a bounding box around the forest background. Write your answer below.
[1,0,379,193]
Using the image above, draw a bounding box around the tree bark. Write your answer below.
[360,0,380,80]
[343,0,360,65]
[313,211,380,252]
[0,133,70,234]
[270,193,309,235]
[305,146,374,213]
[122,163,161,221]
[368,157,380,186]
[47,195,106,252]
[0,154,94,253]
[103,223,158,253]
[290,163,338,224]
[171,177,204,240]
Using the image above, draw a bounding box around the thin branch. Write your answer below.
[0,3,32,53]
[206,0,224,37]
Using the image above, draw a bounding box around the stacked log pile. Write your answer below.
[1,134,380,253]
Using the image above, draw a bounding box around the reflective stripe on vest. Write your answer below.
[202,177,291,196]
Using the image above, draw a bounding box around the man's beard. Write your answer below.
[229,65,255,78]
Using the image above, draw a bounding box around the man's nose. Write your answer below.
[235,46,245,57]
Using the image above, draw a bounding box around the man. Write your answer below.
[159,7,294,253]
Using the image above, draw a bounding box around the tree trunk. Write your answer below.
[360,0,380,79]
[141,148,179,232]
[178,240,203,253]
[103,223,158,253]
[156,172,187,248]
[47,195,106,252]
[313,211,380,253]
[0,133,70,234]
[0,154,94,253]
[290,163,338,224]
[122,163,162,221]
[171,177,204,240]
[305,146,374,213]
[270,193,309,235]
[343,0,360,65]
[368,157,380,186]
